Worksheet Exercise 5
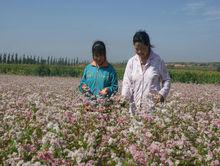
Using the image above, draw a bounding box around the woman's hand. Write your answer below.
[82,84,90,92]
[155,94,164,104]
[99,88,108,95]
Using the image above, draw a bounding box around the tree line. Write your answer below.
[0,53,87,66]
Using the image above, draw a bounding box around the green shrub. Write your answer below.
[35,65,51,76]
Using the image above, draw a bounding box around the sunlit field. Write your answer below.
[0,75,219,165]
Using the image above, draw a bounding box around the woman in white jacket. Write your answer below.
[121,30,171,114]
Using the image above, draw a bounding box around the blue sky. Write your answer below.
[0,0,220,62]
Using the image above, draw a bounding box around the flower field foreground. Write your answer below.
[0,75,219,166]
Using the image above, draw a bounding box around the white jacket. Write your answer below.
[121,51,171,112]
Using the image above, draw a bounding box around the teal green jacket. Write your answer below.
[79,62,118,97]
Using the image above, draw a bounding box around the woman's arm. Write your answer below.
[107,70,118,96]
[158,60,171,98]
[121,60,133,99]
[79,67,89,93]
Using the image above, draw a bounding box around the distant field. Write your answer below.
[0,63,220,84]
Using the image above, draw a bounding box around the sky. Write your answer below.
[0,0,220,63]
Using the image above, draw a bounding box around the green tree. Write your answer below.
[7,53,11,64]
[22,54,26,64]
[15,53,18,64]
[3,53,7,63]
[36,65,51,76]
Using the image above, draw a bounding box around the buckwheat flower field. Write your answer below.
[0,75,219,166]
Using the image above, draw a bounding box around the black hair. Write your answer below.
[92,41,106,57]
[133,30,153,50]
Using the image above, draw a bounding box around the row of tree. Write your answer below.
[0,53,85,66]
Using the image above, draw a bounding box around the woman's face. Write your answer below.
[93,53,106,66]
[134,42,149,59]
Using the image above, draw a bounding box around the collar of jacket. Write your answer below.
[91,60,109,67]
[134,51,154,66]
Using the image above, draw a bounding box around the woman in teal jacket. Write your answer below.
[79,41,118,97]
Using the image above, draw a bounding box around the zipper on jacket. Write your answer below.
[140,65,145,108]
[94,66,99,95]
[140,65,147,108]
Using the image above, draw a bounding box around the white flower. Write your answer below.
[164,117,171,123]
[111,152,116,159]
[47,122,53,129]
[72,148,85,164]
[116,161,122,166]
[108,138,115,145]
[53,123,60,133]
[106,126,115,133]
[161,108,167,113]
[16,160,24,166]
[87,147,95,156]
[64,149,75,159]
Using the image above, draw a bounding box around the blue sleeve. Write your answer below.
[108,68,118,96]
[79,66,87,92]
